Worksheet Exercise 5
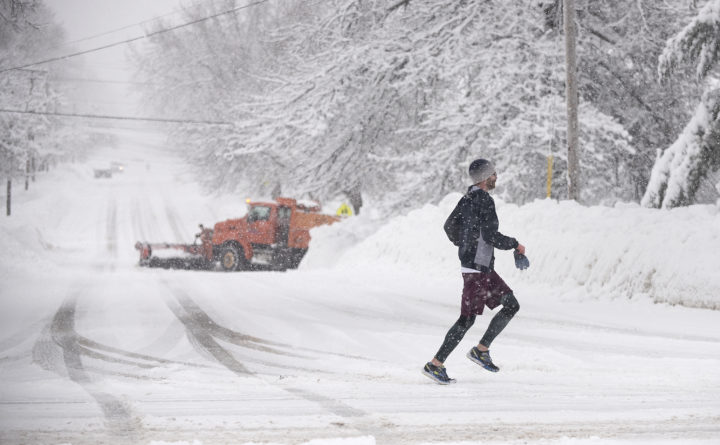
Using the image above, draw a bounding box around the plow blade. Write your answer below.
[134,241,212,270]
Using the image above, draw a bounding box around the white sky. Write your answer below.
[44,0,186,116]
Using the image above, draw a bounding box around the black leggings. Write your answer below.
[434,293,520,364]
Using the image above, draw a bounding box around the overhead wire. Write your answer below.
[0,108,233,126]
[56,1,208,49]
[0,0,270,74]
[52,76,155,86]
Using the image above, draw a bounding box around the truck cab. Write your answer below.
[212,197,339,271]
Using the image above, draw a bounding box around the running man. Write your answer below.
[423,158,525,384]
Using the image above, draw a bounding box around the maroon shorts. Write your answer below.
[461,271,513,316]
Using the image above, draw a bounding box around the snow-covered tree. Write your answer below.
[0,0,65,183]
[643,0,720,208]
[134,0,700,209]
[567,0,704,201]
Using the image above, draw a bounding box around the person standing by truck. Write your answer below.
[422,158,527,384]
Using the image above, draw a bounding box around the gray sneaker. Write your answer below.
[422,362,456,384]
[467,347,500,372]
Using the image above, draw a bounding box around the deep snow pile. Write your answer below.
[304,194,720,310]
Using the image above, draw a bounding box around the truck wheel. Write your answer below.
[287,248,307,269]
[271,248,290,271]
[219,245,245,271]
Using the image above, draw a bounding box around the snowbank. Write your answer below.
[148,437,375,445]
[305,195,720,310]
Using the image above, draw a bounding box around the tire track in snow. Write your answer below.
[33,297,143,439]
[92,197,118,274]
[31,292,208,439]
[137,194,164,242]
[76,335,208,370]
[164,204,187,242]
[163,287,340,374]
[131,198,148,243]
[162,283,370,421]
[106,198,117,259]
[369,415,720,443]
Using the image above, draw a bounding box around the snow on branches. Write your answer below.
[659,0,720,81]
[642,89,720,208]
[0,0,67,180]
[644,0,720,208]
[134,0,656,207]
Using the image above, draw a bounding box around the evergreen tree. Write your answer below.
[643,0,720,208]
[570,0,703,202]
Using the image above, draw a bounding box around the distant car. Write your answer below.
[110,162,125,173]
[94,169,112,178]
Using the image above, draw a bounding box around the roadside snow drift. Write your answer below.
[305,195,720,310]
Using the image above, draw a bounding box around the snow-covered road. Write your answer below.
[1,126,719,445]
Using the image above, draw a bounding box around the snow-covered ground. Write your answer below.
[1,125,719,445]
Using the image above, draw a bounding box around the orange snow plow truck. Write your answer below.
[134,197,339,271]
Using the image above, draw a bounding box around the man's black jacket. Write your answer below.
[444,187,518,271]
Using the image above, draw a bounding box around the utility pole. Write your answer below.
[6,179,11,216]
[563,0,580,201]
[25,73,36,192]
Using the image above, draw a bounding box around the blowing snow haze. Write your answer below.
[1,1,720,444]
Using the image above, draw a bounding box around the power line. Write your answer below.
[52,76,155,86]
[0,0,270,74]
[0,108,233,126]
[58,2,208,48]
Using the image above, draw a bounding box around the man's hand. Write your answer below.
[515,243,525,255]
[513,249,530,270]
